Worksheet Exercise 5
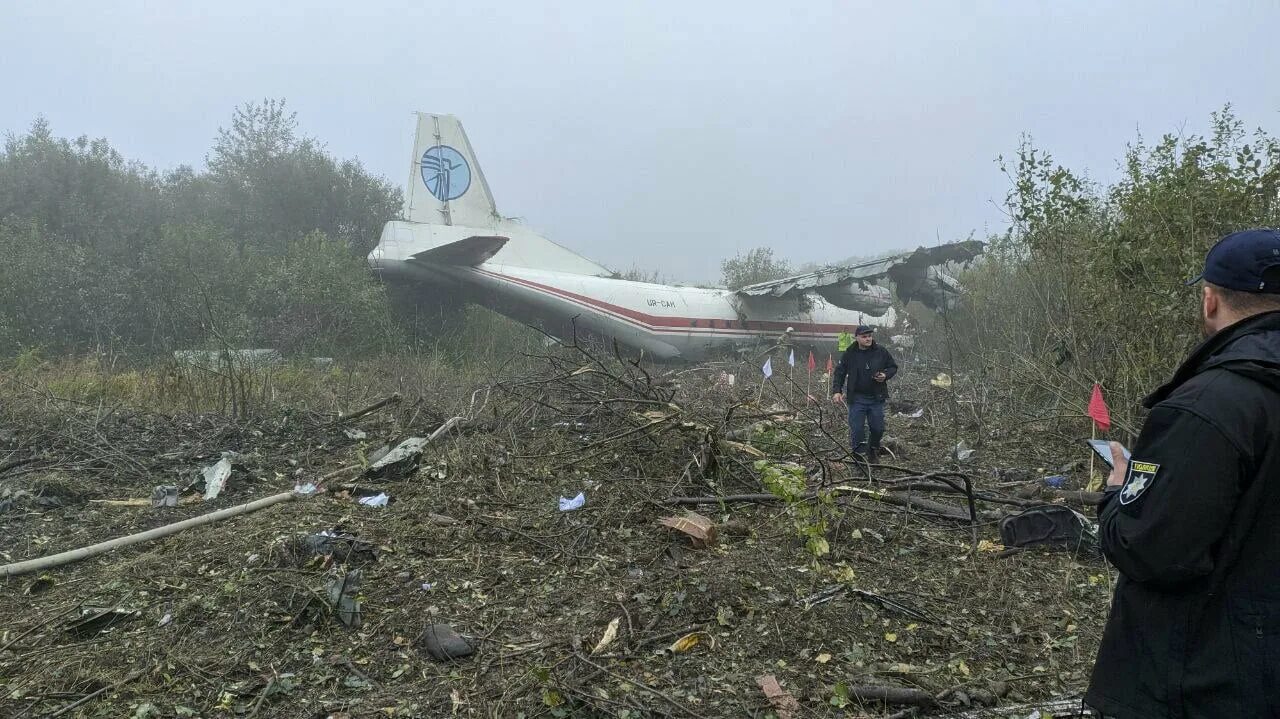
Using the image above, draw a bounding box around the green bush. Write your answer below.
[941,106,1280,430]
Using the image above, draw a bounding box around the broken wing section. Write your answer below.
[736,240,984,312]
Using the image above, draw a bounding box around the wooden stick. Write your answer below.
[45,669,144,718]
[333,393,402,425]
[0,492,298,578]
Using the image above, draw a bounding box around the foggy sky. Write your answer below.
[4,1,1280,283]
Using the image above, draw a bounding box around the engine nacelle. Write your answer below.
[814,282,893,315]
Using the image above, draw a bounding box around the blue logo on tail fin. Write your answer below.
[420,145,471,201]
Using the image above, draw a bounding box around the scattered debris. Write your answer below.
[756,674,799,719]
[558,492,586,512]
[302,530,378,564]
[199,452,237,500]
[293,482,318,496]
[357,492,389,508]
[342,427,367,440]
[416,623,473,661]
[150,484,178,507]
[366,437,429,478]
[930,372,953,389]
[952,440,976,462]
[325,569,362,627]
[66,605,140,637]
[25,574,55,595]
[658,512,718,548]
[591,617,621,655]
[1043,474,1067,488]
[897,408,926,418]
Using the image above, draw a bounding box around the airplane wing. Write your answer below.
[735,239,984,311]
[408,235,509,266]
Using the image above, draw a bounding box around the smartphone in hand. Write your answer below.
[1086,439,1131,468]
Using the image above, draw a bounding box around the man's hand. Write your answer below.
[874,372,887,382]
[832,393,844,405]
[1106,441,1129,489]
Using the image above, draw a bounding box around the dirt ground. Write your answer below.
[0,347,1113,718]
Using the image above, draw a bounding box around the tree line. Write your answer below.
[937,105,1280,428]
[0,99,402,358]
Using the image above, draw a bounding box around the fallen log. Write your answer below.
[844,684,938,709]
[938,695,1090,718]
[0,491,298,578]
[665,486,992,522]
[1014,484,1106,506]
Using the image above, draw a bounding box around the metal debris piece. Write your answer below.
[66,606,140,637]
[199,452,238,500]
[326,569,363,627]
[366,437,429,478]
[150,485,178,507]
[302,530,378,564]
[357,492,390,508]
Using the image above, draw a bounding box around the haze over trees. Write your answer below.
[0,99,401,357]
[1,100,1277,429]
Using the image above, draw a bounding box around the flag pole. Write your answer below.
[1090,420,1097,484]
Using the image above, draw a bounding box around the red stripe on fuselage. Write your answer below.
[471,268,855,337]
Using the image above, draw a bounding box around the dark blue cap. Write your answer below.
[855,325,874,335]
[1187,228,1280,293]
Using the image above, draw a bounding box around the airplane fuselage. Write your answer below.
[371,223,894,361]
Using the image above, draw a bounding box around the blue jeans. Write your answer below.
[847,395,886,453]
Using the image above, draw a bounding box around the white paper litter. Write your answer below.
[558,492,586,511]
[293,482,318,496]
[358,492,390,508]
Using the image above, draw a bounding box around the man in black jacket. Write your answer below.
[831,325,897,463]
[1085,228,1280,718]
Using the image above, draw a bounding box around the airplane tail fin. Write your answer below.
[404,113,499,228]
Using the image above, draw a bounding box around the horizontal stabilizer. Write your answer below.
[409,235,508,266]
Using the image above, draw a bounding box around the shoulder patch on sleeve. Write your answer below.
[1119,461,1161,505]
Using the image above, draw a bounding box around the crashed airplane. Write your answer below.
[369,113,983,360]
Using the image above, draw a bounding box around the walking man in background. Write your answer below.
[831,325,897,463]
[1085,228,1280,718]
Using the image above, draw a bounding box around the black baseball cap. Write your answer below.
[855,325,874,335]
[1186,228,1280,293]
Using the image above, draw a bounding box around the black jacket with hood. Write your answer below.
[1085,310,1280,718]
[831,341,898,400]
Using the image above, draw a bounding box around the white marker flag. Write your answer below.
[762,358,773,378]
[788,349,795,367]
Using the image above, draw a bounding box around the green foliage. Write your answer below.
[755,459,833,557]
[946,105,1280,429]
[0,101,403,358]
[720,247,792,290]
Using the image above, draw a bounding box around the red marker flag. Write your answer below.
[1087,383,1111,432]
[807,350,816,372]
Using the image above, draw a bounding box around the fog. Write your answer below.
[4,0,1279,281]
